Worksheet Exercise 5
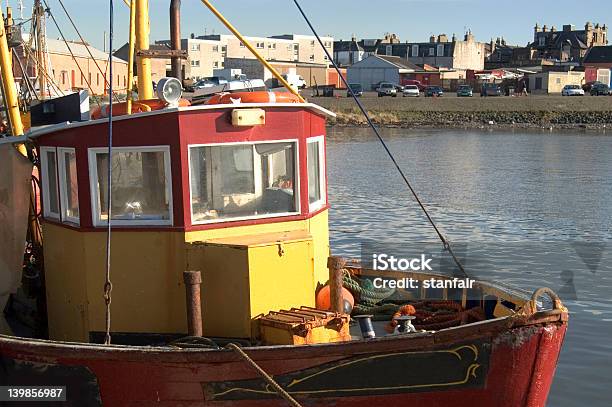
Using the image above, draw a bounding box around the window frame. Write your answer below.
[306,136,327,212]
[88,145,174,227]
[57,147,80,225]
[40,146,61,220]
[188,139,301,226]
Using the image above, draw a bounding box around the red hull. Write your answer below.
[1,315,567,406]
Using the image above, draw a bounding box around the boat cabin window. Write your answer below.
[40,147,80,224]
[189,141,299,223]
[88,146,173,226]
[307,136,326,211]
[58,148,80,224]
[40,147,61,220]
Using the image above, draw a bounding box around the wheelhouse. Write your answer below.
[34,103,334,343]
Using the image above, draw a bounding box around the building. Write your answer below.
[528,69,585,94]
[347,54,419,90]
[485,37,518,69]
[155,38,226,79]
[269,34,334,65]
[17,34,129,96]
[333,33,400,66]
[141,33,335,81]
[513,22,608,66]
[377,31,486,71]
[583,45,612,68]
[113,43,169,84]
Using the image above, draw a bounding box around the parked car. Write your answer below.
[377,82,397,97]
[590,83,611,96]
[402,79,426,91]
[456,85,473,97]
[185,76,228,92]
[424,86,444,97]
[347,83,363,97]
[402,85,420,97]
[561,84,585,96]
[481,83,502,97]
[582,81,601,92]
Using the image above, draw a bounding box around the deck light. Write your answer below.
[156,77,183,107]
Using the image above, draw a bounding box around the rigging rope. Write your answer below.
[292,0,468,277]
[103,0,115,346]
[55,0,120,102]
[226,343,303,407]
[41,0,101,106]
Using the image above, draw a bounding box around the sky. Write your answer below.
[11,0,612,51]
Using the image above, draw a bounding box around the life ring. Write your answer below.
[205,91,303,105]
[91,98,191,120]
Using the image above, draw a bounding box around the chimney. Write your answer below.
[542,24,548,32]
[429,35,436,43]
[563,24,574,32]
[551,26,557,32]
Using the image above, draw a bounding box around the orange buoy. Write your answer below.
[91,98,191,120]
[316,284,355,313]
[205,91,302,105]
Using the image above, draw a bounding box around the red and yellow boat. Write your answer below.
[0,1,568,406]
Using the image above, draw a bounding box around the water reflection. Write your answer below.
[326,127,612,407]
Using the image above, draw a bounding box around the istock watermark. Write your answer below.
[357,239,612,302]
[372,253,433,271]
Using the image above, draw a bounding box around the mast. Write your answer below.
[0,7,24,137]
[169,0,181,81]
[33,0,47,100]
[135,0,152,99]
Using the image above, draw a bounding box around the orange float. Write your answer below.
[91,98,191,120]
[315,284,355,313]
[205,91,303,105]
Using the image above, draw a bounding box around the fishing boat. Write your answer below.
[0,1,568,406]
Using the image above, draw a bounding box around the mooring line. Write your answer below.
[103,0,115,346]
[292,0,468,277]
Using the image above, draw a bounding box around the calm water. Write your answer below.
[326,127,612,407]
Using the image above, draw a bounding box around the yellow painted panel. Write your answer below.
[187,243,251,338]
[248,238,315,320]
[42,223,89,342]
[307,210,331,285]
[82,231,187,335]
[186,210,330,285]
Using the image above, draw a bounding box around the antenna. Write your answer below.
[18,0,25,20]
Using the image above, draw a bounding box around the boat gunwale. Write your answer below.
[0,314,567,363]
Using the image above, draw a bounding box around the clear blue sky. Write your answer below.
[13,0,612,51]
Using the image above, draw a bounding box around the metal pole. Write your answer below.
[327,257,344,314]
[135,0,153,100]
[170,0,182,81]
[126,0,136,114]
[183,270,203,337]
[0,8,24,137]
[198,0,305,102]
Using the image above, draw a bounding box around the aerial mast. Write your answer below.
[135,0,152,99]
[33,0,47,100]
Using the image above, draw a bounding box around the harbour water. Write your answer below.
[327,127,612,407]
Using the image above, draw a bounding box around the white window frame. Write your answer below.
[188,139,301,225]
[88,146,173,227]
[57,147,80,225]
[307,136,326,212]
[40,146,61,220]
[412,45,419,57]
[437,44,445,56]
